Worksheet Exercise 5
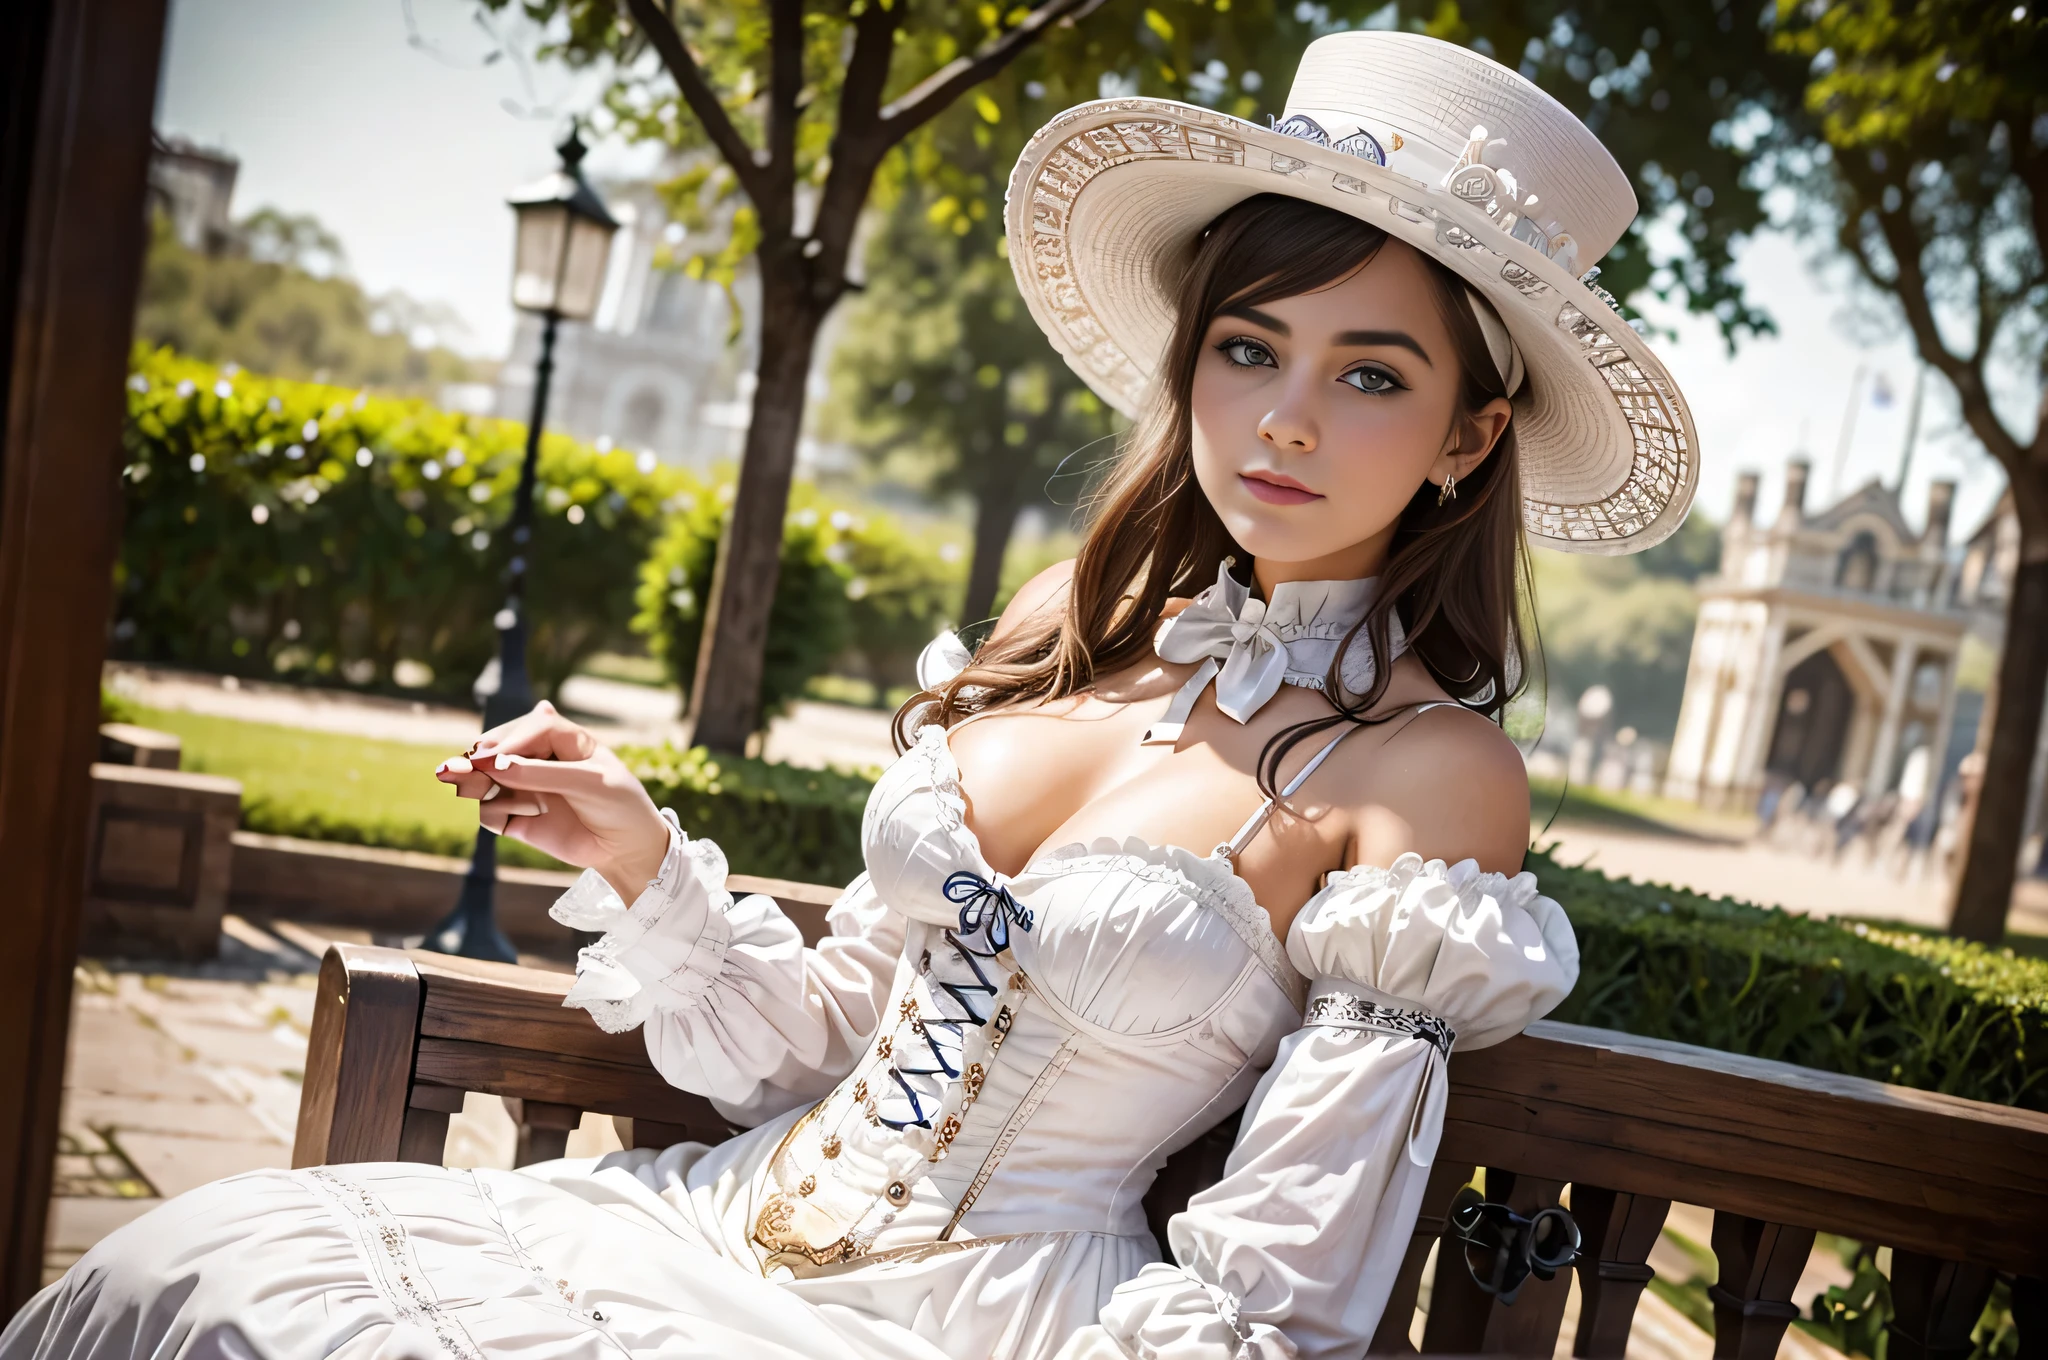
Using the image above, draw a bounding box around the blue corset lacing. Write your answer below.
[873,873,1031,1132]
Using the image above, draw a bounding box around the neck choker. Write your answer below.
[1141,559,1406,745]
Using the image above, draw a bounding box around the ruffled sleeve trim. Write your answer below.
[550,809,739,1034]
[1284,850,1579,1052]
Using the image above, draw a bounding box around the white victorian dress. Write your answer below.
[5,567,1578,1360]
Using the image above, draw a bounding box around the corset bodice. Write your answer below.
[750,725,1309,1266]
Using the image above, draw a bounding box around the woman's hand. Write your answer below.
[435,701,671,901]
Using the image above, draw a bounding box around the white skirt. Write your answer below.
[2,1109,1155,1360]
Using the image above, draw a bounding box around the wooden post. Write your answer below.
[1707,1213,1816,1360]
[1884,1251,1996,1360]
[0,0,170,1311]
[1570,1187,1672,1358]
[1420,1168,1572,1356]
[1370,1159,1474,1355]
[507,1098,583,1167]
[399,1085,467,1165]
[292,945,424,1167]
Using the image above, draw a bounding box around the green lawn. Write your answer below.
[134,704,563,868]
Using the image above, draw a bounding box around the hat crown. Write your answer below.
[1281,31,1637,267]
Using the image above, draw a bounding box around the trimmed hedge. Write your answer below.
[1531,846,2047,1111]
[120,348,961,725]
[619,744,875,886]
[118,346,689,701]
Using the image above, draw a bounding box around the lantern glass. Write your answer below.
[511,201,570,313]
[553,214,615,322]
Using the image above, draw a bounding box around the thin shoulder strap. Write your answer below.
[1217,724,1364,862]
[1215,701,1467,861]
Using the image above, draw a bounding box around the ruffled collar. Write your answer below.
[1143,560,1406,743]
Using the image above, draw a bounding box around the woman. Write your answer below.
[7,29,1696,1360]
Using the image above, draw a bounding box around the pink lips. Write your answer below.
[1239,471,1323,506]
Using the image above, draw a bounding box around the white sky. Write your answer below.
[157,0,2018,535]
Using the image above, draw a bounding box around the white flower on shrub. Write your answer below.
[266,397,282,414]
[302,419,319,441]
[471,530,491,550]
[286,444,304,460]
[250,505,270,525]
[567,504,586,525]
[422,460,442,480]
[846,576,870,600]
[670,588,696,614]
[636,450,657,474]
[355,449,373,467]
[595,435,613,453]
[939,543,963,563]
[214,380,233,399]
[546,486,571,510]
[446,448,466,467]
[452,516,473,536]
[188,454,206,472]
[175,379,195,397]
[793,508,819,528]
[129,374,149,393]
[829,509,854,531]
[469,483,492,504]
[282,619,301,641]
[824,541,852,565]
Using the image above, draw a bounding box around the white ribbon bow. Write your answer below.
[1143,562,1294,745]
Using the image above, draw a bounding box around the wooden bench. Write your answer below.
[291,878,2048,1358]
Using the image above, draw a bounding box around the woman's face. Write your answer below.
[1189,238,1511,582]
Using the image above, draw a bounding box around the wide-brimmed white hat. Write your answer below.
[1004,30,1697,555]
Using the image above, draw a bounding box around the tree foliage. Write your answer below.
[136,210,477,395]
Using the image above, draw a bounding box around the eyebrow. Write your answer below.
[1217,307,1433,366]
[1335,329,1433,365]
[1218,304,1289,335]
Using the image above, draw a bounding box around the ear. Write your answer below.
[1431,395,1514,488]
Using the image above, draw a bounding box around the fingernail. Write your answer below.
[494,753,513,770]
[474,745,497,759]
[481,784,502,801]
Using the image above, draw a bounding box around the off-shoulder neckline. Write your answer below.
[915,723,1548,915]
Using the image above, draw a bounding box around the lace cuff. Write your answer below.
[1065,1262,1297,1360]
[551,810,740,1034]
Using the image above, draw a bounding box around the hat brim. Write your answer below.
[1006,98,1699,556]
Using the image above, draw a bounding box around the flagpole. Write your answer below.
[1827,363,1868,501]
[1893,365,1927,495]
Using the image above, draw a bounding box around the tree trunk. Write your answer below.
[687,267,823,753]
[1946,531,2048,943]
[962,457,1027,626]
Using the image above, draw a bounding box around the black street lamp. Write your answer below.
[428,127,620,961]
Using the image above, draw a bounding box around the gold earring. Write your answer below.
[1437,472,1458,507]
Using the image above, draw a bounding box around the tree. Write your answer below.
[832,151,1117,625]
[1772,2,2044,940]
[136,209,476,394]
[1404,0,2041,938]
[492,0,1140,750]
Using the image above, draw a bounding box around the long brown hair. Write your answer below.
[906,193,1532,797]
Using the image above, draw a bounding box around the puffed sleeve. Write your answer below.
[550,810,905,1126]
[1060,853,1578,1360]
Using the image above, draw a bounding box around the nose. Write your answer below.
[1257,379,1319,454]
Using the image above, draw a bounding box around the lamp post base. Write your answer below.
[426,825,520,962]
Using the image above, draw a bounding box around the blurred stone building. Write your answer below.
[145,132,238,255]
[492,175,852,476]
[1664,460,1967,810]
